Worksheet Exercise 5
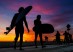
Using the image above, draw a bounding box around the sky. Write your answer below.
[0,0,73,42]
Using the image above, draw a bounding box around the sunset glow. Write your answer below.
[0,0,73,42]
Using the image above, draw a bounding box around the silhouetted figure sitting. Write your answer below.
[9,7,30,50]
[63,31,69,43]
[33,15,44,48]
[55,31,61,44]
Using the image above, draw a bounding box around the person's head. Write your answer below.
[37,15,41,20]
[65,31,67,33]
[18,7,24,13]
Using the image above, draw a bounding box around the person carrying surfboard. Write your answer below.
[33,15,44,48]
[4,6,32,50]
[12,7,29,50]
[5,7,31,50]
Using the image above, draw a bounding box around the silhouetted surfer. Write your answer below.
[33,15,44,48]
[63,31,69,43]
[4,6,32,50]
[55,31,60,44]
[4,6,33,50]
[12,7,30,50]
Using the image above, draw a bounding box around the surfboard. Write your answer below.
[4,6,32,35]
[33,24,54,34]
[41,24,54,33]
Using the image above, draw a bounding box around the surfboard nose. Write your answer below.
[27,6,32,9]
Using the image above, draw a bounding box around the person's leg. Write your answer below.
[39,33,43,48]
[58,37,61,44]
[14,30,19,49]
[19,31,24,50]
[35,32,38,48]
[56,37,58,43]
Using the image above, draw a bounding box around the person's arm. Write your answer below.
[10,14,17,29]
[23,17,29,33]
[40,20,42,24]
[4,14,17,35]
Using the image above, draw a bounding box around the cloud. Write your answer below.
[0,0,73,32]
[4,0,61,15]
[6,2,29,12]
